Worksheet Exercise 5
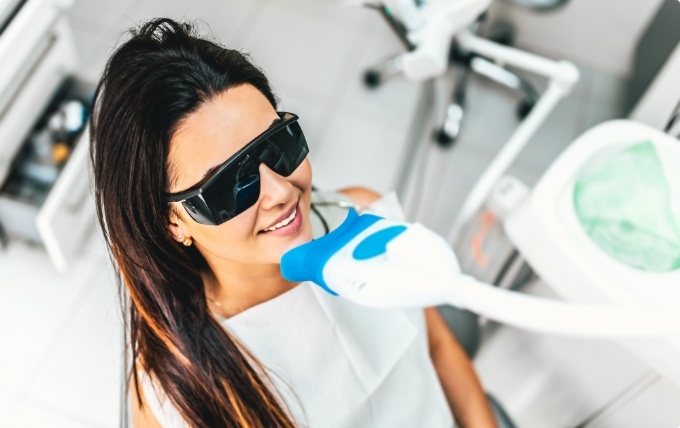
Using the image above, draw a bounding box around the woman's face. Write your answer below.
[167,84,314,265]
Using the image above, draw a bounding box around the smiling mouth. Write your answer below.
[261,207,297,232]
[258,200,302,235]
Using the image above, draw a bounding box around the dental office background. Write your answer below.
[1,0,679,426]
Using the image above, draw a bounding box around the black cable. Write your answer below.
[310,203,330,235]
[492,249,519,286]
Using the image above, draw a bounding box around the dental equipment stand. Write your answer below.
[398,27,579,234]
[364,4,540,145]
[359,1,581,211]
[445,30,579,243]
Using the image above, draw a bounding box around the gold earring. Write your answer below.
[182,237,193,247]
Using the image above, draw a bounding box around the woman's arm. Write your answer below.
[425,307,497,428]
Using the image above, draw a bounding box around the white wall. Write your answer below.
[491,0,664,76]
[631,42,680,129]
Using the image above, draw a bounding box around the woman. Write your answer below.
[90,18,496,427]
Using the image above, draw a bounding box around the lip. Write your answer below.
[259,201,299,233]
[258,202,302,237]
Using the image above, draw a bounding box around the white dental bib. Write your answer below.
[139,191,453,427]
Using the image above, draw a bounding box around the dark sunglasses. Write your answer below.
[166,112,309,225]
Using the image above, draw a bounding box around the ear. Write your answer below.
[167,204,190,243]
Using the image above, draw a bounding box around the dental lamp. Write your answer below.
[281,208,680,338]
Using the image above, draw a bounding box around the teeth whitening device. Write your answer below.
[280,203,680,339]
[278,0,680,341]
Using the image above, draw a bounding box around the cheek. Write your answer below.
[188,208,257,260]
[294,158,313,189]
[192,159,314,263]
[170,190,246,255]
[288,160,315,245]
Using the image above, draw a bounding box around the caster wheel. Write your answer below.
[363,69,382,89]
[516,99,535,120]
[434,128,457,147]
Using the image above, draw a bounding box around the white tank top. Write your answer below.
[138,191,454,427]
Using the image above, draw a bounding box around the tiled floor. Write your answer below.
[0,238,120,427]
[2,0,664,427]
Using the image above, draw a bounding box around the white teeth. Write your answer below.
[263,209,297,232]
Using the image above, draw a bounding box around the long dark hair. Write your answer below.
[89,18,296,427]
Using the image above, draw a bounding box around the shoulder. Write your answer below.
[336,186,382,208]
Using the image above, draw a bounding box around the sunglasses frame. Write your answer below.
[165,111,306,223]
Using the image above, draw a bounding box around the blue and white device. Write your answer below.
[281,208,465,308]
[281,209,680,338]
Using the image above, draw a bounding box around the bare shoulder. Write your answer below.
[336,186,382,208]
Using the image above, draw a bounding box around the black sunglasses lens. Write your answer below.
[233,173,260,215]
[200,173,240,224]
[197,159,261,224]
[259,122,308,176]
[182,197,216,225]
[182,116,309,226]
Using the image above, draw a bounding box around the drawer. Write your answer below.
[37,124,95,272]
[0,16,78,185]
[0,76,96,272]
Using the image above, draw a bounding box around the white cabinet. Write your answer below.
[0,0,96,272]
[35,125,96,271]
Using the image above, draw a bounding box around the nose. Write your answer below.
[257,162,294,210]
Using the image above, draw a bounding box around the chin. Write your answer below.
[274,223,313,262]
[289,222,314,246]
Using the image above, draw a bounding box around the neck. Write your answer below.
[202,258,298,318]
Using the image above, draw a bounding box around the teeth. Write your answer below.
[263,209,297,232]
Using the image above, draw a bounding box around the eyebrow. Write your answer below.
[200,117,282,180]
